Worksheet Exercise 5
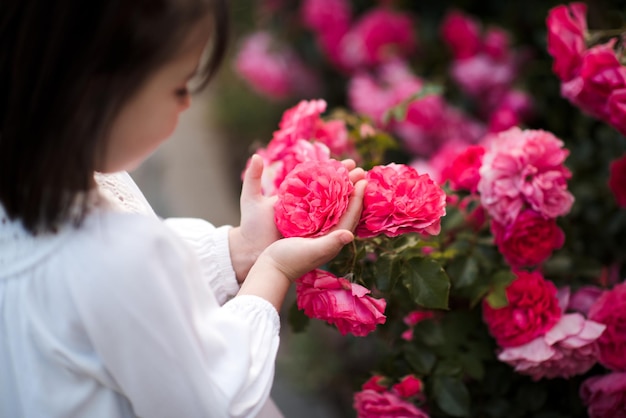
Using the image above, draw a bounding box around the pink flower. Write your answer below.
[340,8,417,69]
[392,375,424,399]
[274,159,353,238]
[569,286,604,316]
[581,372,626,418]
[362,375,387,393]
[546,2,588,82]
[356,164,447,238]
[588,282,626,371]
[234,32,318,100]
[450,54,516,101]
[353,390,429,418]
[440,10,482,60]
[296,269,387,337]
[491,209,565,268]
[441,145,485,193]
[483,270,562,348]
[608,88,626,137]
[498,312,605,380]
[401,310,435,341]
[482,27,510,61]
[478,127,574,226]
[609,154,626,208]
[300,0,351,34]
[561,40,626,121]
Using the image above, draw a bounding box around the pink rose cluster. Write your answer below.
[300,0,416,72]
[296,269,386,337]
[234,31,319,100]
[353,375,429,418]
[608,153,626,208]
[547,3,626,136]
[441,10,533,133]
[478,127,573,268]
[248,99,356,195]
[484,273,606,382]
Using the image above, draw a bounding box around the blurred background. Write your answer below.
[131,1,626,416]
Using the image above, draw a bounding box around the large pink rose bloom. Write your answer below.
[491,209,565,268]
[588,282,626,371]
[608,153,626,208]
[356,164,446,238]
[275,159,353,238]
[478,127,574,226]
[498,312,605,380]
[581,372,626,418]
[483,271,562,348]
[546,2,588,82]
[340,8,417,69]
[296,269,387,337]
[353,390,429,418]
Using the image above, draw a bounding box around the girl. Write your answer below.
[0,1,366,417]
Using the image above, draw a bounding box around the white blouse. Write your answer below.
[0,172,281,418]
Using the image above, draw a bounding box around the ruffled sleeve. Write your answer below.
[164,218,240,304]
[64,212,279,418]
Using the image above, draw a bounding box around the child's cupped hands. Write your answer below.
[229,154,365,283]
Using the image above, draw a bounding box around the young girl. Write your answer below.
[0,1,366,417]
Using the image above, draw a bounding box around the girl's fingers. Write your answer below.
[241,154,264,202]
[341,158,356,171]
[336,179,367,232]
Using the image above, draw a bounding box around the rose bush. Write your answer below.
[220,1,626,417]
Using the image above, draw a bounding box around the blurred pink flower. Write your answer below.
[482,27,510,61]
[440,9,482,60]
[581,372,626,418]
[450,54,516,101]
[356,164,446,238]
[274,159,352,238]
[608,153,626,208]
[569,286,604,316]
[362,375,388,393]
[296,269,387,337]
[234,32,319,100]
[491,209,565,268]
[300,0,351,34]
[340,8,417,69]
[588,282,626,371]
[441,145,485,193]
[483,270,562,348]
[401,310,434,341]
[392,375,424,399]
[498,312,605,380]
[478,127,574,226]
[354,389,429,418]
[546,2,588,82]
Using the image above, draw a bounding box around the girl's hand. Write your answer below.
[229,154,366,283]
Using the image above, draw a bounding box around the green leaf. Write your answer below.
[287,302,309,333]
[404,344,437,375]
[447,256,479,290]
[433,376,471,417]
[485,286,508,309]
[402,258,451,309]
[458,352,485,380]
[373,255,400,292]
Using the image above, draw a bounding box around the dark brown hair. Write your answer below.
[0,0,229,233]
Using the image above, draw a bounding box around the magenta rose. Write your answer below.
[546,2,588,81]
[353,390,429,418]
[483,271,562,348]
[300,0,351,35]
[392,375,424,399]
[588,282,626,371]
[491,209,565,268]
[296,269,387,337]
[440,9,481,60]
[441,145,485,193]
[362,375,387,393]
[608,154,626,208]
[274,159,352,238]
[356,163,446,238]
[581,372,626,418]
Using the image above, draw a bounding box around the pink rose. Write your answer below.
[356,164,447,238]
[546,2,588,81]
[588,282,626,371]
[581,372,626,418]
[478,127,574,226]
[482,27,510,61]
[561,40,626,121]
[401,310,435,341]
[274,159,352,238]
[450,54,516,102]
[608,88,626,137]
[440,145,485,193]
[608,154,626,208]
[392,375,424,399]
[339,8,417,69]
[491,209,565,268]
[296,269,387,337]
[483,271,562,348]
[569,285,604,316]
[362,375,387,393]
[353,390,429,418]
[300,0,351,34]
[498,312,605,380]
[440,10,481,60]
